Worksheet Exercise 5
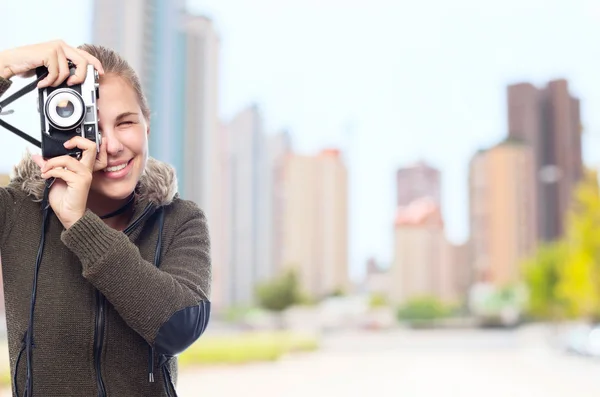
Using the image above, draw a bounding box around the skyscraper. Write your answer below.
[92,0,187,174]
[266,130,293,280]
[469,139,537,286]
[507,79,582,241]
[281,149,349,298]
[179,16,225,310]
[390,197,460,304]
[224,104,268,306]
[396,161,441,207]
[180,15,221,208]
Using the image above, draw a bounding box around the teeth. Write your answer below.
[104,162,128,172]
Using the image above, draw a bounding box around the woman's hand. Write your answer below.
[32,137,108,230]
[0,40,104,87]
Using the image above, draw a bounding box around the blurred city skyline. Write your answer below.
[0,0,600,282]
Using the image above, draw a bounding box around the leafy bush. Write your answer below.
[368,293,388,309]
[256,268,304,313]
[396,296,451,322]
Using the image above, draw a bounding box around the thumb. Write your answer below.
[31,154,46,170]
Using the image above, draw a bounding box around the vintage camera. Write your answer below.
[36,62,101,158]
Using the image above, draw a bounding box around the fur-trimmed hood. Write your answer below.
[9,152,178,207]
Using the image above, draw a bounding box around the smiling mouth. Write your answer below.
[104,160,131,173]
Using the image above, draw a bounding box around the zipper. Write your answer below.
[94,291,107,397]
[92,204,155,397]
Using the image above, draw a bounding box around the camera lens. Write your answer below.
[45,89,85,131]
[56,100,75,118]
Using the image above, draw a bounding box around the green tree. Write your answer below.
[256,268,303,313]
[522,242,566,320]
[556,169,600,320]
[524,169,600,321]
[396,296,450,323]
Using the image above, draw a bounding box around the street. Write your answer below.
[175,325,600,397]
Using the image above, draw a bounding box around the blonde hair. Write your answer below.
[77,43,151,122]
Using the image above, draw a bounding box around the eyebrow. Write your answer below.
[115,112,139,122]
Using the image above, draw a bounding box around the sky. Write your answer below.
[1,0,600,280]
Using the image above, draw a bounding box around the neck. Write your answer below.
[87,191,135,230]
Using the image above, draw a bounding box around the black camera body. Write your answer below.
[36,62,101,158]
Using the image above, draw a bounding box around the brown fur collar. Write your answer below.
[9,151,178,207]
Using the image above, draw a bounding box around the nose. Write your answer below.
[100,127,123,155]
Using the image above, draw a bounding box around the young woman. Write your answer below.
[0,40,211,397]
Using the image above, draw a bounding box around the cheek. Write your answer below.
[121,126,148,154]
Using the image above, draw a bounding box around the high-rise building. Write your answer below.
[92,0,187,175]
[396,161,441,207]
[210,119,230,312]
[469,139,537,286]
[180,15,221,208]
[224,104,269,306]
[269,130,293,279]
[390,197,447,304]
[180,16,225,311]
[507,79,582,241]
[281,149,349,298]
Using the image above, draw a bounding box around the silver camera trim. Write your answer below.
[45,88,85,130]
[41,64,101,152]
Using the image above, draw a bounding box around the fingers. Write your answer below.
[53,46,70,87]
[93,138,108,172]
[64,136,99,171]
[75,48,104,76]
[41,154,89,178]
[40,167,80,185]
[37,49,59,88]
[62,45,88,86]
[36,40,105,88]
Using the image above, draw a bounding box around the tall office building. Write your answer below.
[180,16,224,311]
[281,149,349,298]
[209,119,230,311]
[92,0,187,174]
[507,79,582,241]
[180,15,221,209]
[224,104,269,306]
[268,130,293,278]
[469,139,537,286]
[390,198,458,304]
[396,161,441,206]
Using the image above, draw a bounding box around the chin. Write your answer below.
[91,180,138,201]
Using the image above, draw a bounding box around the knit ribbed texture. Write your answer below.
[61,209,123,270]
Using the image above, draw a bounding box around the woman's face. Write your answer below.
[90,74,149,201]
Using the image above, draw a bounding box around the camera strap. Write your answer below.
[0,70,49,148]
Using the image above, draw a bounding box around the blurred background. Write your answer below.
[1,0,600,396]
